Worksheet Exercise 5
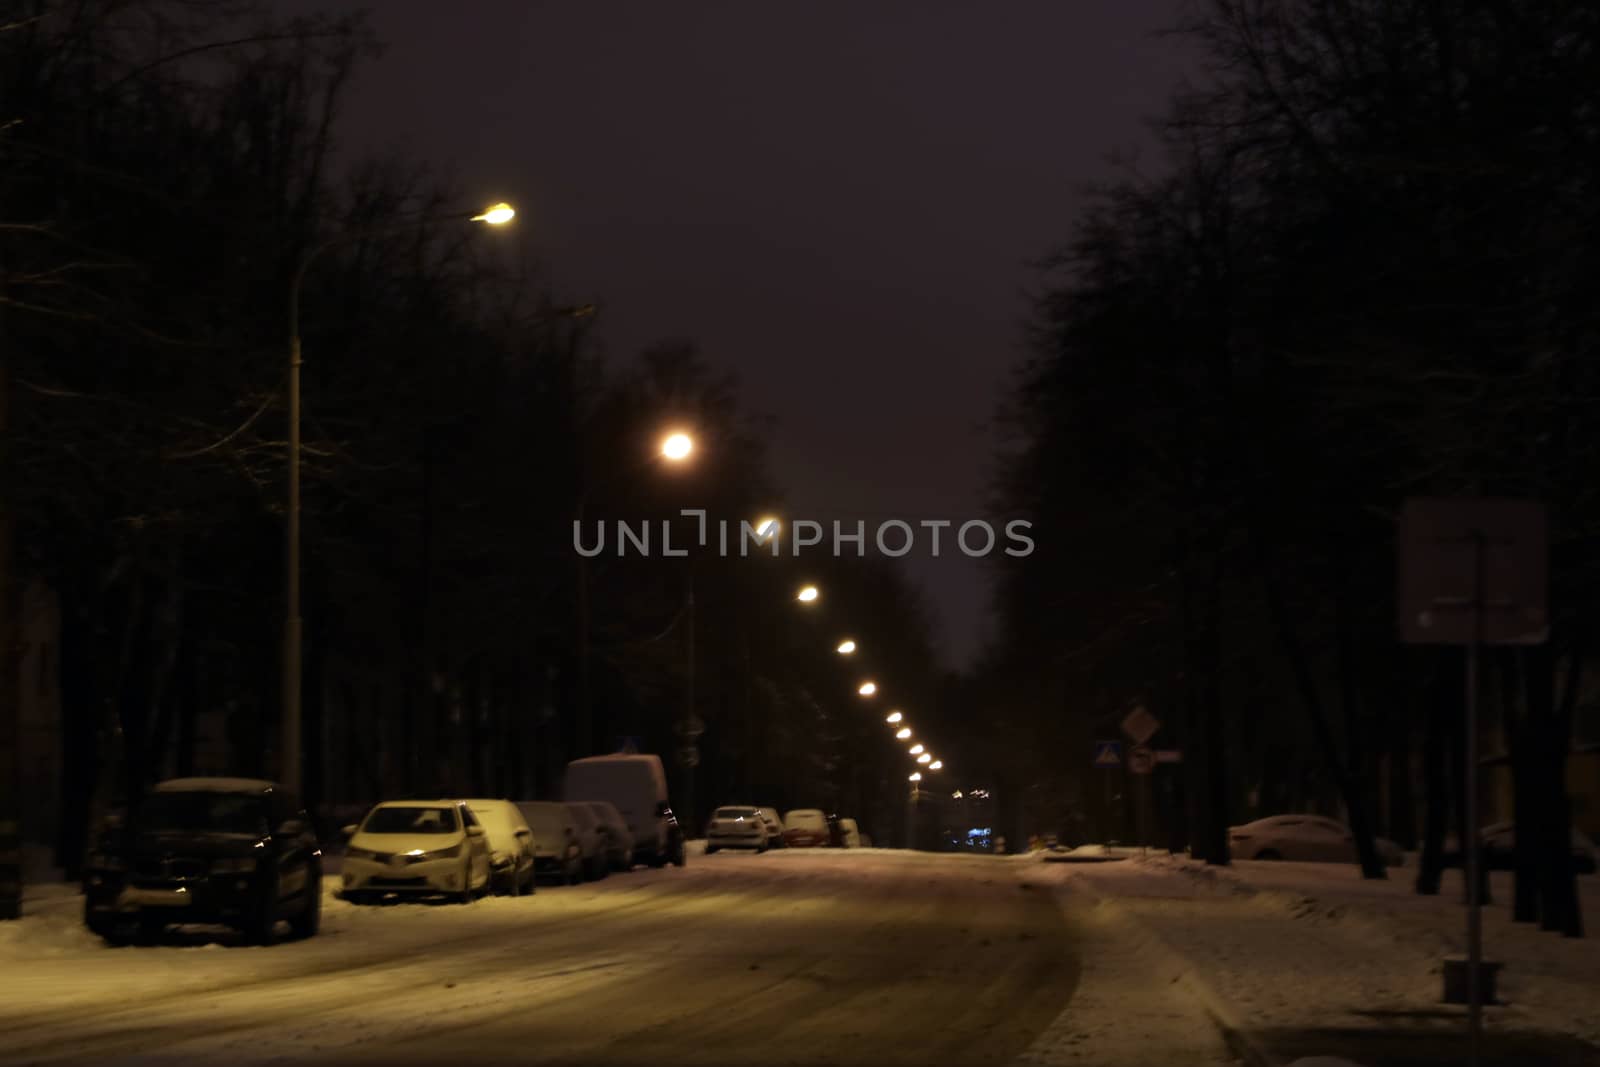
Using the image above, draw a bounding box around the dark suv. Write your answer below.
[83,777,323,945]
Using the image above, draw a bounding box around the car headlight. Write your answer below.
[346,847,379,862]
[411,841,463,863]
[212,857,258,875]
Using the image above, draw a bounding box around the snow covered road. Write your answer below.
[0,849,1185,1067]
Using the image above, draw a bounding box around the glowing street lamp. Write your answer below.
[470,202,516,225]
[895,727,912,740]
[660,431,694,462]
[909,743,924,755]
[929,760,943,770]
[753,516,780,543]
[917,753,932,764]
[796,585,819,604]
[836,639,857,655]
[885,711,903,724]
[909,772,922,782]
[857,681,877,697]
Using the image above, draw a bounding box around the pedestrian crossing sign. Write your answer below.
[1092,740,1123,768]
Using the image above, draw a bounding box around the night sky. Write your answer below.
[323,1,1193,667]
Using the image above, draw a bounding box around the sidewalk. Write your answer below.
[1036,852,1600,1066]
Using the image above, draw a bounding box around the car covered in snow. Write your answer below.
[83,777,323,944]
[838,818,863,848]
[517,801,585,884]
[1442,822,1597,874]
[563,754,686,868]
[782,808,831,848]
[565,802,611,880]
[756,807,785,848]
[705,806,770,853]
[341,800,493,903]
[1227,814,1405,866]
[464,799,537,895]
[581,800,636,871]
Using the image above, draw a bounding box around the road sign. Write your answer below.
[1399,498,1548,646]
[1154,749,1183,764]
[1128,745,1155,775]
[1092,740,1123,768]
[1121,706,1160,745]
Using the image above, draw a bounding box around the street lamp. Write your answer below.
[753,516,780,543]
[885,710,902,724]
[917,753,932,764]
[895,727,912,740]
[835,639,857,655]
[857,681,877,697]
[909,772,922,782]
[929,760,943,770]
[796,584,819,603]
[576,425,696,760]
[660,431,694,461]
[909,743,924,755]
[282,199,513,797]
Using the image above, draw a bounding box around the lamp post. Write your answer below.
[281,202,514,797]
[574,428,695,759]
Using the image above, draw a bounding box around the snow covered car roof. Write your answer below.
[152,777,278,794]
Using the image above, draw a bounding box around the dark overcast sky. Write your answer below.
[320,1,1194,668]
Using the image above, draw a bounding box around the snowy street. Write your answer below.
[0,847,1230,1067]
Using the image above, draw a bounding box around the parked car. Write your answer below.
[517,801,584,884]
[582,801,635,871]
[82,777,323,945]
[757,807,785,848]
[464,799,537,895]
[1442,822,1597,874]
[825,811,846,848]
[564,754,686,868]
[838,818,863,848]
[565,802,611,881]
[705,806,769,853]
[343,799,493,903]
[1227,814,1405,866]
[783,808,831,847]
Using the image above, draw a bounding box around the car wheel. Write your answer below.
[705,843,719,855]
[523,863,537,894]
[1254,848,1282,861]
[672,839,687,868]
[454,860,473,904]
[504,867,521,896]
[290,869,322,939]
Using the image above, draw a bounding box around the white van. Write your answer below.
[563,754,685,868]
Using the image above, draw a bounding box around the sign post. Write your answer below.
[1129,745,1155,856]
[1400,497,1547,1067]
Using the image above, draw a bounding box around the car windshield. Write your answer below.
[137,792,267,836]
[362,806,458,834]
[715,807,759,819]
[468,805,520,845]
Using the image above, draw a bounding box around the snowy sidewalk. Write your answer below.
[1037,852,1600,1066]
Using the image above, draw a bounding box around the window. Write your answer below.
[362,806,459,834]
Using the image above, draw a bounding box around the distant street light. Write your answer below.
[796,585,819,604]
[885,710,903,724]
[917,753,932,764]
[660,431,694,462]
[909,772,922,782]
[952,790,962,798]
[857,681,877,697]
[753,516,780,543]
[835,639,857,655]
[929,760,943,770]
[896,727,912,739]
[470,202,516,225]
[909,743,924,755]
[282,199,514,798]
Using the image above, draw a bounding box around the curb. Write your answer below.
[1062,868,1281,1067]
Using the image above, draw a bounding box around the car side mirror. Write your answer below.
[341,823,358,839]
[514,827,532,838]
[655,802,670,817]
[467,825,486,837]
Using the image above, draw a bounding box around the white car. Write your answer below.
[342,800,493,903]
[565,802,611,881]
[1228,814,1405,866]
[705,806,769,853]
[838,817,863,848]
[564,754,686,868]
[517,801,584,884]
[464,799,537,895]
[757,807,785,848]
[582,801,636,871]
